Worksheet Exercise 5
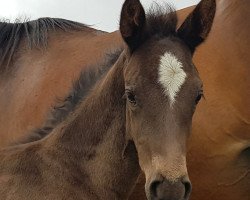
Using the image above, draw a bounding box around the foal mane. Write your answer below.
[17,48,123,145]
[0,17,91,74]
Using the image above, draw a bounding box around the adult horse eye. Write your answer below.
[195,91,203,104]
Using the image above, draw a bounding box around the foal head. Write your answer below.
[120,0,215,199]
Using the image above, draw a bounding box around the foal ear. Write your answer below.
[120,0,146,52]
[177,0,216,54]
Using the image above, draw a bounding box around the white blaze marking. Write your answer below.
[158,52,187,105]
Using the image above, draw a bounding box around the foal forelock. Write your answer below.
[158,52,186,105]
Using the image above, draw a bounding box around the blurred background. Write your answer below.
[0,0,200,32]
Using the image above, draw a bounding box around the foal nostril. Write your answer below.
[183,179,192,199]
[150,180,162,198]
[148,176,192,200]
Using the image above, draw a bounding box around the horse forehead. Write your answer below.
[158,52,187,105]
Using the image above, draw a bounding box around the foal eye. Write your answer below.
[125,91,137,105]
[195,90,203,104]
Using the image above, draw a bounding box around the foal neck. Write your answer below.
[45,52,140,199]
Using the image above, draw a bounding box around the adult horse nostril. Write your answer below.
[183,180,192,199]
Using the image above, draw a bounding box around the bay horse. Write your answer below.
[131,1,250,199]
[0,0,216,199]
[0,0,249,200]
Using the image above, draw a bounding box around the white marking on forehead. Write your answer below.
[158,52,187,105]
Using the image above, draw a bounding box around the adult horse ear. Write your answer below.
[177,0,216,54]
[119,0,146,52]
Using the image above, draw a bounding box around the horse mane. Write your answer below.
[16,48,123,144]
[0,17,91,74]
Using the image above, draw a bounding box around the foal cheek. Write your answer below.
[133,137,154,173]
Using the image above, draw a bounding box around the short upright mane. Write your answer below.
[0,17,89,73]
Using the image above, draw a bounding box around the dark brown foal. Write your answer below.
[0,0,215,199]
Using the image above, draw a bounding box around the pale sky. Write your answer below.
[0,0,200,32]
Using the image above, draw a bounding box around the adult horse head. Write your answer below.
[119,0,215,199]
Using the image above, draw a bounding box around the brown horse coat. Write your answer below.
[0,0,217,199]
[130,0,250,199]
[0,0,249,199]
[0,22,123,147]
